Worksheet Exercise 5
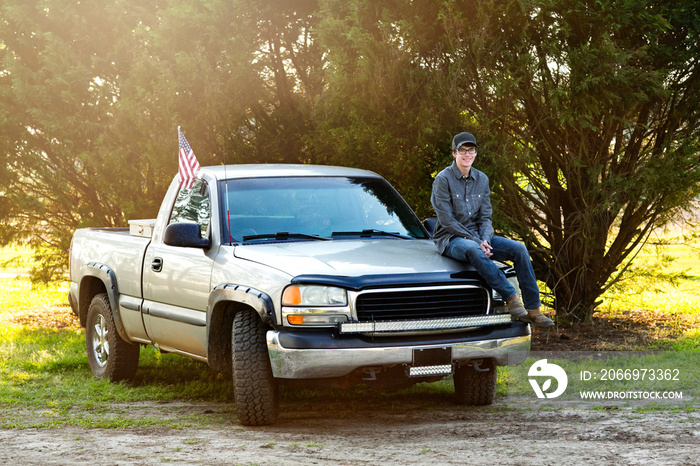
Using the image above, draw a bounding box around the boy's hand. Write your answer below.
[480,240,493,258]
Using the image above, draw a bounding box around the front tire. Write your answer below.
[454,359,497,406]
[232,308,278,426]
[85,293,140,382]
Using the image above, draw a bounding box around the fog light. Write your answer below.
[287,315,304,325]
[286,314,348,326]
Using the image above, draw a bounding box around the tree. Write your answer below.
[313,0,464,216]
[221,0,324,165]
[0,0,321,280]
[452,0,700,320]
[0,0,164,280]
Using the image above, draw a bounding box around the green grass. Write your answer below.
[0,315,236,428]
[596,230,700,349]
[600,229,700,314]
[0,278,69,312]
[1,245,68,313]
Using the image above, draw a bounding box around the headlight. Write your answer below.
[282,285,348,307]
[282,285,350,327]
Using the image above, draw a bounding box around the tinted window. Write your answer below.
[219,176,426,243]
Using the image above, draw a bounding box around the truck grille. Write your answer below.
[355,287,489,322]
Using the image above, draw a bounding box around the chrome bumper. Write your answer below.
[266,330,531,379]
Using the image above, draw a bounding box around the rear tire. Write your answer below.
[232,308,278,426]
[85,293,139,382]
[454,359,497,406]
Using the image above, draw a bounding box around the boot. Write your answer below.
[506,295,528,319]
[522,308,555,327]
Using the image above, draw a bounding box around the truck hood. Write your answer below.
[233,239,469,277]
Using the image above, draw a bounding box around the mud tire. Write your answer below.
[85,293,139,382]
[232,308,278,426]
[454,359,497,406]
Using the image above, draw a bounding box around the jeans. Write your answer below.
[444,236,541,310]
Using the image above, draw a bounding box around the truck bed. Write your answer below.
[70,227,151,300]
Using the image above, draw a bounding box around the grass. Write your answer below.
[0,312,235,428]
[0,278,68,313]
[1,228,699,428]
[596,228,700,349]
[612,226,699,306]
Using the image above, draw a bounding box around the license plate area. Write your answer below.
[408,347,453,377]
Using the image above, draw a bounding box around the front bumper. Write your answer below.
[266,321,531,379]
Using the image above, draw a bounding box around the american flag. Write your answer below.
[178,127,201,189]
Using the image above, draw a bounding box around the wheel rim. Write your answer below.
[91,314,109,368]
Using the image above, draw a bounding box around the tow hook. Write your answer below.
[470,360,490,372]
[361,367,380,381]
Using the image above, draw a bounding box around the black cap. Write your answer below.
[452,132,477,150]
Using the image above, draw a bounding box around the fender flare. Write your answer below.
[207,284,276,326]
[205,284,276,373]
[79,262,132,343]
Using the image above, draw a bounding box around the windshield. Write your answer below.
[218,176,427,243]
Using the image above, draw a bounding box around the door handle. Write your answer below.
[151,257,163,272]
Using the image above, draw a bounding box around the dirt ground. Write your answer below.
[1,399,698,465]
[2,305,699,465]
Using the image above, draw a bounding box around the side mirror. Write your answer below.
[163,222,211,249]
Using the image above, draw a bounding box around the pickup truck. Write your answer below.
[68,164,530,425]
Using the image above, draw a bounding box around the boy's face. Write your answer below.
[453,144,477,173]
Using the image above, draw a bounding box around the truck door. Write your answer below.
[142,178,214,358]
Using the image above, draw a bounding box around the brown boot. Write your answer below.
[522,308,554,327]
[506,295,527,318]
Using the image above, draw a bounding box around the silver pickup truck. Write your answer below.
[69,164,530,425]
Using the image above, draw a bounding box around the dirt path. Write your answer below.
[2,398,698,465]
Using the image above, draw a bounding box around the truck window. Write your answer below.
[219,176,427,242]
[169,179,211,238]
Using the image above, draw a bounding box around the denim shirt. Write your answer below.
[430,162,494,254]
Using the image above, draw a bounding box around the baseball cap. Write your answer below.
[452,132,477,150]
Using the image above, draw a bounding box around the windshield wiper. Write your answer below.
[331,229,411,239]
[242,232,330,242]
